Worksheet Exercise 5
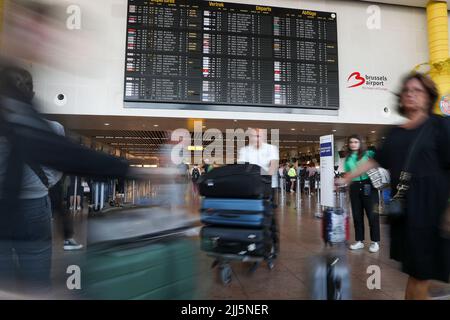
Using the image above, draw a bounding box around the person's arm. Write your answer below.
[268,145,279,176]
[335,158,379,185]
[268,159,279,176]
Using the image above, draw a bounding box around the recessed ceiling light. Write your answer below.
[104,123,110,126]
[291,128,296,131]
[332,129,337,132]
[371,130,376,134]
[233,119,238,122]
[202,125,206,129]
[153,124,159,127]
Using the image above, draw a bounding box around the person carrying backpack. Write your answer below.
[287,164,297,193]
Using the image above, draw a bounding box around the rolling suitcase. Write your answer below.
[81,207,200,300]
[198,164,271,199]
[201,198,272,213]
[310,254,352,300]
[322,207,349,244]
[200,226,271,257]
[322,187,350,244]
[311,186,351,300]
[201,210,271,228]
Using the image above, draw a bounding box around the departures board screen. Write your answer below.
[124,0,339,110]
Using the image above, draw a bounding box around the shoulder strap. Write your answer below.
[27,163,50,189]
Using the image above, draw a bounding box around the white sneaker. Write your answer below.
[69,206,74,210]
[64,239,83,251]
[349,241,364,250]
[369,242,380,253]
[76,206,81,211]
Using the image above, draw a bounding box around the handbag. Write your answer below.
[385,120,431,218]
[367,167,390,189]
[81,181,90,193]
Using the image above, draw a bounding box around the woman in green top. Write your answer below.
[344,135,380,253]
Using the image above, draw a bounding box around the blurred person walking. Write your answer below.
[0,66,131,295]
[336,73,450,299]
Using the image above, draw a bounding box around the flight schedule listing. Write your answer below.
[125,0,339,110]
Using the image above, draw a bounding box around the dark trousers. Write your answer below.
[349,180,380,242]
[0,196,52,294]
[60,208,74,240]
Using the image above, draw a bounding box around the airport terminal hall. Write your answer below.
[1,0,450,303]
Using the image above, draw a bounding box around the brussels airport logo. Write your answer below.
[347,72,388,91]
[440,95,450,116]
[347,72,366,88]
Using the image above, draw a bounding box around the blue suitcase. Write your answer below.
[201,198,272,213]
[201,210,271,228]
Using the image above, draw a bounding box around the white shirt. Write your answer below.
[238,143,280,188]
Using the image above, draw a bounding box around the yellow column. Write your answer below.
[0,0,4,50]
[426,0,450,115]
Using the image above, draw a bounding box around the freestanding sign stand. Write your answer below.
[320,135,335,208]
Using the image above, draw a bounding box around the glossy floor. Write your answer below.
[49,187,450,300]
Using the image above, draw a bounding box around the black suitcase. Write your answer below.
[197,164,271,199]
[200,226,272,257]
[310,254,352,300]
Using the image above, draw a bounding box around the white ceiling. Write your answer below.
[46,114,391,139]
[357,0,449,9]
[45,114,391,159]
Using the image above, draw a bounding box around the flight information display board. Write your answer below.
[124,0,339,110]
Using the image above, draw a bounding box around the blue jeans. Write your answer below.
[0,196,52,294]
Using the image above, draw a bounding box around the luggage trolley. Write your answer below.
[199,198,276,285]
[202,229,275,284]
[196,164,278,285]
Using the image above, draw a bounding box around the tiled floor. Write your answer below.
[46,186,450,300]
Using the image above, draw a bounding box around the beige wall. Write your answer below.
[4,0,431,126]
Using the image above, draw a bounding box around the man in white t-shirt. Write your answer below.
[238,128,280,202]
[238,128,279,179]
[238,128,280,257]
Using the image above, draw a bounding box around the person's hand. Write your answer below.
[334,176,348,187]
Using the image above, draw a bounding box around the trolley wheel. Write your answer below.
[220,265,232,285]
[267,259,275,270]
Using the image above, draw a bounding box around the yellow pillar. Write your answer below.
[0,0,4,50]
[426,0,450,115]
